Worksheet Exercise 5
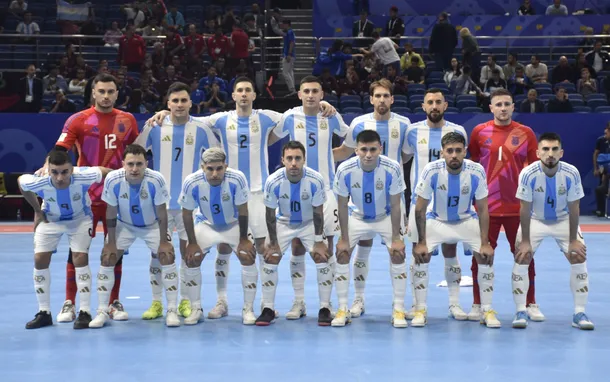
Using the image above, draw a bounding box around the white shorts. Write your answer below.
[323,189,340,237]
[248,191,268,240]
[277,221,315,254]
[195,221,240,254]
[425,218,479,254]
[167,209,187,241]
[34,217,93,254]
[515,218,585,254]
[115,222,160,253]
[348,215,393,249]
[360,199,406,242]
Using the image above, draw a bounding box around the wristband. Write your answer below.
[314,234,325,243]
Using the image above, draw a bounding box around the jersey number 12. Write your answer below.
[104,134,117,149]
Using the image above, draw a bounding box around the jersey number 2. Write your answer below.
[104,134,117,149]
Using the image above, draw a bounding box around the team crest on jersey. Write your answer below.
[391,128,399,139]
[140,189,149,199]
[222,192,230,201]
[558,185,566,195]
[376,179,384,190]
[461,185,470,195]
[483,138,492,146]
[251,121,259,133]
[320,120,328,130]
[296,123,305,129]
[72,193,81,201]
[301,191,310,200]
[512,136,520,146]
[228,124,236,131]
[186,134,194,145]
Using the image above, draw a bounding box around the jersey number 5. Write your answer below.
[105,134,117,150]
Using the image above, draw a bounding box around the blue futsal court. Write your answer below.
[1,219,608,381]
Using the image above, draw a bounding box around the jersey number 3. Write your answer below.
[104,134,117,150]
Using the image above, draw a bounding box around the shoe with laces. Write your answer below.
[26,311,53,329]
[242,305,256,325]
[318,307,332,326]
[572,312,594,330]
[392,309,409,328]
[331,309,351,327]
[449,305,468,321]
[166,309,181,327]
[481,309,501,328]
[255,307,276,326]
[184,308,203,325]
[286,300,306,320]
[350,297,365,317]
[526,304,545,322]
[56,300,76,323]
[207,300,228,319]
[142,301,163,320]
[108,300,128,321]
[89,310,110,328]
[512,311,528,329]
[178,299,192,318]
[468,304,482,321]
[73,310,92,329]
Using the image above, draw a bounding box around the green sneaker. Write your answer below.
[178,299,192,318]
[141,301,163,320]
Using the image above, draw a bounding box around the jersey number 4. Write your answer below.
[546,196,555,209]
[104,134,117,150]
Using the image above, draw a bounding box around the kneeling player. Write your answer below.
[513,132,593,330]
[180,148,256,325]
[332,130,408,328]
[412,132,500,328]
[20,150,109,329]
[89,145,179,328]
[260,141,333,326]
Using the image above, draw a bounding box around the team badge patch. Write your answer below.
[72,193,81,201]
[512,136,520,146]
[461,185,470,195]
[320,120,328,130]
[222,192,230,201]
[558,185,566,195]
[391,128,399,139]
[376,180,384,190]
[140,189,149,199]
[186,134,194,145]
[251,121,259,133]
[301,192,310,200]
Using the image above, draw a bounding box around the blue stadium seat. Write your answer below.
[393,99,408,108]
[462,107,483,113]
[587,99,609,109]
[412,107,424,114]
[341,113,359,125]
[595,106,610,113]
[535,87,552,95]
[339,99,361,108]
[429,83,448,90]
[445,106,459,114]
[514,94,527,104]
[586,94,608,101]
[456,100,477,110]
[426,71,443,81]
[539,94,554,102]
[573,106,592,113]
[556,83,576,93]
[568,93,584,102]
[324,93,338,103]
[342,107,363,114]
[393,107,411,115]
[409,100,422,109]
[456,94,476,102]
[339,94,360,103]
[569,99,584,107]
[393,94,408,103]
[407,84,425,94]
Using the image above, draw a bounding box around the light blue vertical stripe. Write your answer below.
[447,173,461,221]
[57,187,73,221]
[229,182,238,219]
[375,120,389,156]
[81,185,90,217]
[468,174,479,217]
[129,184,145,227]
[290,181,302,224]
[306,115,319,172]
[429,128,442,163]
[430,173,438,218]
[170,124,185,210]
[217,115,230,164]
[195,125,210,172]
[363,170,375,220]
[150,126,161,172]
[544,176,557,220]
[148,182,158,221]
[237,116,251,187]
[384,170,392,216]
[565,176,572,215]
[210,185,225,226]
[286,114,295,144]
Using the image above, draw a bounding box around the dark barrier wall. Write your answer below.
[0,113,607,212]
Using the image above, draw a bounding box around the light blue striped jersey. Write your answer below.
[102,169,170,227]
[179,168,249,228]
[415,159,488,222]
[516,161,584,221]
[334,155,405,221]
[404,120,467,203]
[136,116,220,210]
[19,167,102,222]
[264,166,326,224]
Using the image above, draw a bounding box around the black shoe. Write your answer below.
[26,311,53,329]
[318,307,332,326]
[255,307,276,326]
[73,310,92,329]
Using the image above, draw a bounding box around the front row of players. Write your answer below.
[19,130,594,330]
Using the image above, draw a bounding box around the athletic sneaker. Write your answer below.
[255,307,276,326]
[108,300,129,321]
[56,300,76,323]
[73,310,92,329]
[350,297,365,317]
[526,304,545,322]
[260,302,279,318]
[318,307,332,326]
[572,312,594,330]
[392,309,409,328]
[331,309,351,327]
[512,311,528,329]
[89,310,110,328]
[468,304,482,321]
[405,305,416,320]
[142,301,163,320]
[286,300,306,320]
[449,305,468,321]
[178,299,192,318]
[26,311,53,329]
[481,309,501,328]
[184,308,204,325]
[242,305,256,325]
[410,310,426,327]
[166,309,181,327]
[207,300,228,319]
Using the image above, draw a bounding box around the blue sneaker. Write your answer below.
[512,311,528,329]
[572,312,594,330]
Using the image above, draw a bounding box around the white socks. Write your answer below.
[215,253,231,301]
[512,263,529,312]
[478,264,495,311]
[290,255,306,302]
[150,257,163,302]
[75,265,92,313]
[260,262,278,309]
[390,262,407,310]
[316,262,333,309]
[33,268,51,312]
[353,245,371,299]
[241,264,258,306]
[412,263,429,310]
[570,262,589,314]
[161,263,179,310]
[444,256,462,306]
[185,267,202,309]
[179,258,188,301]
[335,262,350,310]
[96,266,115,311]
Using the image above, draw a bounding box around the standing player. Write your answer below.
[20,150,109,329]
[512,133,593,330]
[260,141,333,326]
[89,145,180,328]
[333,79,410,318]
[136,82,220,321]
[411,132,500,328]
[41,73,139,323]
[271,76,348,319]
[332,130,407,328]
[468,89,542,322]
[179,148,257,325]
[404,89,468,320]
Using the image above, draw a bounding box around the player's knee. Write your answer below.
[101,252,117,267]
[336,252,350,264]
[358,239,373,247]
[217,243,232,255]
[34,253,52,269]
[265,254,281,265]
[441,243,457,258]
[158,252,175,265]
[71,252,89,267]
[291,239,306,256]
[237,253,255,266]
[568,253,586,265]
[390,252,406,264]
[311,252,327,264]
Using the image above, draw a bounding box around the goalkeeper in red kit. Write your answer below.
[467,89,544,322]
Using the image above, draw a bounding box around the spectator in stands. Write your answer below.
[203,18,217,35]
[18,64,42,113]
[104,21,123,48]
[43,65,67,95]
[429,12,458,73]
[573,52,597,81]
[70,56,94,80]
[157,65,184,96]
[68,68,87,95]
[58,56,71,79]
[243,13,262,41]
[202,82,226,112]
[16,11,39,43]
[503,53,524,80]
[319,68,338,95]
[518,0,535,15]
[190,79,206,114]
[122,2,147,31]
[65,43,77,67]
[214,57,229,80]
[142,18,165,45]
[519,89,545,113]
[115,72,131,111]
[577,67,597,97]
[453,66,482,96]
[594,123,610,217]
[404,56,425,85]
[525,55,548,83]
[188,56,208,82]
[400,43,425,72]
[483,68,507,94]
[444,57,462,85]
[222,7,240,34]
[164,27,185,62]
[151,42,166,70]
[353,9,374,48]
[171,55,189,80]
[480,54,505,86]
[199,66,227,93]
[138,78,161,112]
[49,89,76,113]
[360,31,400,77]
[547,86,573,112]
[385,65,407,95]
[9,0,27,15]
[229,22,250,76]
[338,66,363,96]
[185,24,207,63]
[208,26,230,62]
[508,66,532,95]
[551,56,575,85]
[119,24,147,72]
[360,66,381,91]
[585,41,610,73]
[281,19,297,96]
[546,0,568,15]
[142,67,161,88]
[460,27,480,80]
[579,27,596,53]
[385,6,405,45]
[164,5,185,34]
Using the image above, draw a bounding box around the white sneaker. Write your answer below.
[449,305,468,321]
[285,300,306,320]
[405,305,416,320]
[166,309,181,327]
[56,300,76,323]
[392,309,409,328]
[350,297,365,317]
[108,300,129,321]
[331,309,351,327]
[481,309,501,328]
[411,310,427,327]
[467,304,482,321]
[207,300,228,319]
[526,304,545,322]
[242,305,256,325]
[89,310,110,328]
[184,308,204,325]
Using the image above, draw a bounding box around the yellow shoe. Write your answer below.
[331,309,351,327]
[142,301,163,320]
[178,299,192,318]
[410,310,427,327]
[392,309,409,328]
[481,309,501,328]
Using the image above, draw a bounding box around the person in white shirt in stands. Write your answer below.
[480,54,505,86]
[545,0,569,15]
[359,31,401,77]
[525,55,548,84]
[16,11,40,37]
[104,21,123,48]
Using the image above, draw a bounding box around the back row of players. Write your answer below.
[20,75,593,330]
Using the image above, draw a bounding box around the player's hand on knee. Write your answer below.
[568,240,586,263]
[515,241,533,264]
[391,239,406,259]
[335,238,351,259]
[33,211,48,231]
[479,243,495,265]
[157,242,175,264]
[101,243,118,265]
[413,243,428,264]
[237,239,256,263]
[185,242,204,267]
[312,242,329,263]
[264,243,282,263]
